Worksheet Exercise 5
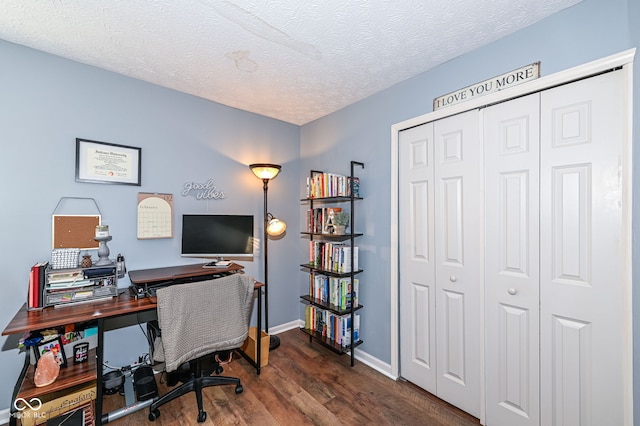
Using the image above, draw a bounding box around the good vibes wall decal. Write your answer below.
[182,179,227,200]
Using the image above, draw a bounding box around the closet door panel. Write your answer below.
[484,94,540,426]
[434,110,481,417]
[399,123,437,392]
[540,71,626,426]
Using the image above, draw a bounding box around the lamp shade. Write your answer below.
[250,163,281,180]
[266,217,286,236]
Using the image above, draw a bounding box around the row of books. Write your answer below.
[306,172,360,199]
[27,261,49,310]
[305,207,345,234]
[309,241,359,273]
[309,274,359,310]
[304,305,360,347]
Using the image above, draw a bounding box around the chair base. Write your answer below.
[149,357,243,423]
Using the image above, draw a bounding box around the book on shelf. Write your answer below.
[38,261,48,307]
[304,305,360,347]
[306,172,361,198]
[309,274,359,310]
[308,241,358,273]
[306,207,346,234]
[27,261,49,310]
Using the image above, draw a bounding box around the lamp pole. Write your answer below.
[250,163,283,351]
[262,177,277,349]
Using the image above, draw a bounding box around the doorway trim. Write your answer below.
[389,48,635,421]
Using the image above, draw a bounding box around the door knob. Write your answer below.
[508,288,517,295]
[450,275,457,282]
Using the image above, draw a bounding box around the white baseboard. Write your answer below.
[0,407,11,425]
[268,319,303,335]
[353,348,396,380]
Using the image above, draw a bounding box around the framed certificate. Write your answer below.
[75,138,141,185]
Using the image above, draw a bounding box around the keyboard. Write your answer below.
[203,261,232,268]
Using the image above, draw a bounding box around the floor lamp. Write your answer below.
[250,163,287,351]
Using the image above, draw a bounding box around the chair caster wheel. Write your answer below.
[197,411,207,422]
[235,384,243,394]
[149,409,160,421]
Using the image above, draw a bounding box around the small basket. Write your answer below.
[51,248,80,269]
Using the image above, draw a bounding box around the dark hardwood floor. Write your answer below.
[103,329,480,425]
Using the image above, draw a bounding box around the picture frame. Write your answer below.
[35,336,67,368]
[75,138,141,186]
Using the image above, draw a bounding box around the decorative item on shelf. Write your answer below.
[116,253,127,278]
[94,225,112,266]
[81,253,93,268]
[250,162,287,351]
[34,336,67,368]
[33,351,61,388]
[333,212,350,235]
[73,342,90,364]
[51,248,81,270]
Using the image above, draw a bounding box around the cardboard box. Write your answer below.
[240,327,269,367]
[14,381,96,426]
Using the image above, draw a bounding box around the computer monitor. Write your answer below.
[181,214,254,260]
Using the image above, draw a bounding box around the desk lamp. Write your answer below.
[250,163,286,351]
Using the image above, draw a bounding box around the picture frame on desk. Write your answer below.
[35,336,67,368]
[75,138,142,186]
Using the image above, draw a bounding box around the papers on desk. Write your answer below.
[47,269,84,284]
[48,279,94,290]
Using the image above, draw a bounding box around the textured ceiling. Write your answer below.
[0,0,581,125]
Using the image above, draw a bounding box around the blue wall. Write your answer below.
[2,0,639,420]
[0,39,301,407]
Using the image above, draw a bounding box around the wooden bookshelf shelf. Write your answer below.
[299,328,363,355]
[300,264,363,278]
[300,232,363,241]
[17,348,97,401]
[301,196,363,203]
[300,295,363,316]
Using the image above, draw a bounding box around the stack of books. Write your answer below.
[27,261,49,310]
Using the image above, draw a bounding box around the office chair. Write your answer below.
[148,274,255,423]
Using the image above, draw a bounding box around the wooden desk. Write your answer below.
[3,265,263,425]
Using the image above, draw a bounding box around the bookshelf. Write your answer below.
[300,160,364,367]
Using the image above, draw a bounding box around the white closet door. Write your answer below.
[399,111,481,417]
[434,111,481,417]
[399,122,437,392]
[539,71,626,426]
[484,93,540,426]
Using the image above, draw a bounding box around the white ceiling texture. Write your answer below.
[0,0,581,125]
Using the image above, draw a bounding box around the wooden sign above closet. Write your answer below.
[433,62,540,110]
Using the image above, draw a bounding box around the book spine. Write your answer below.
[38,261,48,308]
